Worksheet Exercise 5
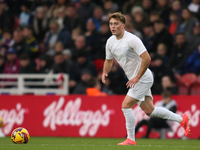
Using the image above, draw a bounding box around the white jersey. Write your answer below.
[106,31,153,82]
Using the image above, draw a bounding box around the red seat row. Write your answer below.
[175,73,200,95]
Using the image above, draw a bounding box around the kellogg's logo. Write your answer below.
[43,97,114,136]
[0,103,27,135]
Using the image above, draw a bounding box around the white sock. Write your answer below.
[122,108,135,141]
[150,107,183,123]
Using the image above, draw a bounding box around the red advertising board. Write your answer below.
[0,95,199,139]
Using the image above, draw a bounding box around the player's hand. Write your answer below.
[102,73,108,84]
[126,77,140,88]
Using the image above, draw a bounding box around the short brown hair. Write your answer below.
[109,12,126,24]
[19,53,29,60]
[86,77,99,87]
[161,90,172,98]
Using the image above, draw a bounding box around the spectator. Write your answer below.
[0,6,13,30]
[0,55,5,73]
[86,77,107,96]
[184,44,200,75]
[55,41,64,53]
[73,52,97,82]
[92,6,105,31]
[125,22,143,39]
[187,21,200,53]
[44,19,71,56]
[77,0,96,24]
[38,54,52,74]
[1,29,14,47]
[73,69,93,94]
[171,0,182,21]
[93,21,112,60]
[63,3,84,33]
[161,76,178,95]
[149,10,160,23]
[40,0,52,12]
[122,0,139,14]
[23,26,39,61]
[32,6,49,43]
[0,27,2,43]
[0,44,8,57]
[0,0,14,25]
[175,8,197,38]
[169,33,190,74]
[107,63,128,94]
[3,48,20,80]
[153,19,173,55]
[46,0,68,19]
[19,54,35,74]
[56,6,66,30]
[52,52,72,74]
[19,2,33,27]
[103,0,118,15]
[142,0,155,15]
[188,0,200,19]
[168,11,179,35]
[131,6,149,33]
[51,52,76,92]
[85,18,99,52]
[156,43,169,63]
[12,29,26,57]
[135,90,177,138]
[62,49,72,61]
[156,0,170,24]
[71,28,82,43]
[142,22,155,56]
[1,0,199,96]
[124,14,133,22]
[150,54,174,94]
[70,35,88,61]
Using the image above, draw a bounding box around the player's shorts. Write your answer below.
[127,81,153,107]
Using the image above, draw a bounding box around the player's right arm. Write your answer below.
[102,38,114,84]
[102,59,113,84]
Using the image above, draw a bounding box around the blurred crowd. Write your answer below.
[0,0,200,95]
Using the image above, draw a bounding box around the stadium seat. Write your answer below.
[176,73,197,95]
[93,59,104,72]
[191,75,200,95]
[181,73,197,88]
[174,73,182,85]
[176,74,188,95]
[178,85,188,95]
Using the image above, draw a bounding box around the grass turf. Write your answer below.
[0,137,199,150]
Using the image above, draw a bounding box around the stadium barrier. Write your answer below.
[0,95,199,139]
[0,74,69,95]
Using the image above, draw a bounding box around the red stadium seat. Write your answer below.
[175,74,188,95]
[181,73,197,88]
[177,73,197,95]
[174,73,182,85]
[191,75,200,95]
[178,84,189,95]
[93,59,104,72]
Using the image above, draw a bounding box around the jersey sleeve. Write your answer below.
[105,39,113,60]
[129,35,147,56]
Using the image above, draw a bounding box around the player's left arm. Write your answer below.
[126,51,151,88]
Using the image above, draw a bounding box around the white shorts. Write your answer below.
[127,81,153,106]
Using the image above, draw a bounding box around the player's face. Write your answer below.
[109,18,125,36]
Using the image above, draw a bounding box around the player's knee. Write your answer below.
[121,100,135,108]
[144,108,154,116]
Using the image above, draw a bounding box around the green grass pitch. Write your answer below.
[0,137,200,150]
